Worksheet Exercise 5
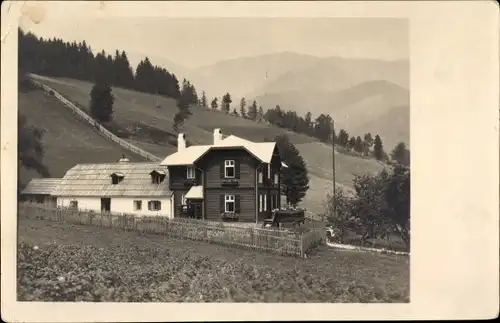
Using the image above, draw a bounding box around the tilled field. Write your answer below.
[17,217,409,302]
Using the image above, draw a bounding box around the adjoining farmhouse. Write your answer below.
[51,161,173,217]
[20,128,290,223]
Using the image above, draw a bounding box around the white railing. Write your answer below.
[28,78,162,163]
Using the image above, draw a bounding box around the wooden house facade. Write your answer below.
[161,129,287,223]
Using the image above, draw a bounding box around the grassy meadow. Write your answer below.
[18,82,147,187]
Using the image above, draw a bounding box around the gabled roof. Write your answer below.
[52,162,172,197]
[160,144,212,166]
[21,178,61,195]
[160,135,279,166]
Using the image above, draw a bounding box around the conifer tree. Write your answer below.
[89,81,114,123]
[275,134,310,206]
[258,105,264,122]
[348,136,356,150]
[221,93,232,113]
[201,91,208,108]
[373,134,384,161]
[239,97,247,118]
[354,136,364,153]
[211,97,218,110]
[390,142,410,166]
[337,129,350,148]
[247,100,258,121]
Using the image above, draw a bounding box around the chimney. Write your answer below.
[118,154,130,163]
[213,128,222,144]
[178,133,186,151]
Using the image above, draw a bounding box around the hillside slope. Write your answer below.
[249,57,409,97]
[18,82,147,188]
[187,52,321,99]
[31,75,385,215]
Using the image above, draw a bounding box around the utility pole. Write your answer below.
[332,120,336,219]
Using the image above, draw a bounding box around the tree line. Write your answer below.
[19,28,202,130]
[18,29,189,100]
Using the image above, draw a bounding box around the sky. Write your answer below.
[19,2,409,69]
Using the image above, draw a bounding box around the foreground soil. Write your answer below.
[17,218,409,302]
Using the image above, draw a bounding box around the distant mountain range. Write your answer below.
[128,51,410,150]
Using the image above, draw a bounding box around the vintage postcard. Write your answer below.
[1,0,499,322]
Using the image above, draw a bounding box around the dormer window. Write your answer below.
[186,166,195,179]
[110,172,125,185]
[150,170,166,184]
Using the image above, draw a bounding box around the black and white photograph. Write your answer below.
[2,0,498,321]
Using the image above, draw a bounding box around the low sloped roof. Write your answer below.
[185,185,203,199]
[21,178,61,195]
[160,135,279,166]
[52,162,172,197]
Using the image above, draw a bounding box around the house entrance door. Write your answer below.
[193,201,202,219]
[101,198,111,213]
[188,200,202,219]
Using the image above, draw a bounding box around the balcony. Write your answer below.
[182,178,197,186]
[221,178,239,187]
[259,177,278,187]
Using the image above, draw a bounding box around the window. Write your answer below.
[274,173,279,184]
[263,194,267,211]
[151,174,165,184]
[111,173,124,185]
[69,200,78,209]
[133,200,142,211]
[225,194,235,213]
[268,164,271,178]
[186,166,195,179]
[148,200,162,211]
[150,170,166,184]
[271,195,279,210]
[224,160,235,178]
[181,194,187,206]
[258,170,263,183]
[259,194,263,212]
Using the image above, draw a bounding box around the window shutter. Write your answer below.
[235,160,240,179]
[220,195,224,212]
[235,195,241,213]
[220,163,224,179]
[148,201,152,211]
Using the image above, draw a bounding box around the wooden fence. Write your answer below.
[28,76,162,162]
[19,203,325,258]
